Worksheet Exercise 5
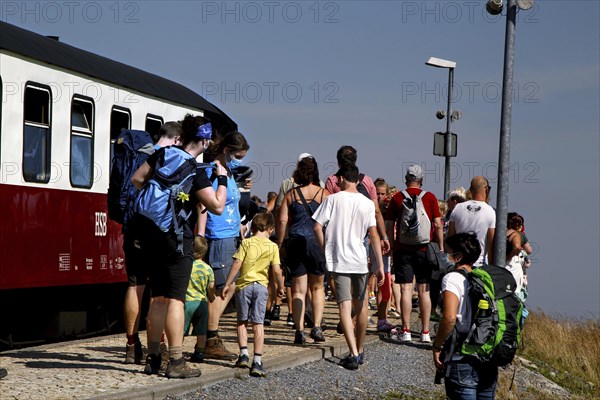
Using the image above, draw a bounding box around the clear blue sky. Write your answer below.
[4,1,599,318]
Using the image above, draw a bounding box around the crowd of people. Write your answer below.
[118,119,534,398]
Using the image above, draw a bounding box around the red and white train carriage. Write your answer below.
[0,21,236,346]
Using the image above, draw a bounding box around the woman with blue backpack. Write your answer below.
[132,114,229,379]
[197,131,251,361]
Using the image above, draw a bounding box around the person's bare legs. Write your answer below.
[400,283,413,330]
[417,282,431,333]
[308,274,325,327]
[124,284,145,337]
[292,275,308,330]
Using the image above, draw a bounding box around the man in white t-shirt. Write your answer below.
[448,176,496,266]
[313,164,384,370]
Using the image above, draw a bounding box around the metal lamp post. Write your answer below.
[426,57,456,198]
[490,0,534,267]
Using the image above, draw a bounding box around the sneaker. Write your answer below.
[294,330,306,345]
[143,353,161,375]
[271,305,281,320]
[165,358,201,379]
[286,314,294,326]
[189,351,204,363]
[339,354,359,370]
[235,354,250,369]
[377,320,395,332]
[388,308,401,319]
[367,317,377,328]
[336,320,344,334]
[264,311,272,326]
[401,329,412,342]
[310,326,325,342]
[204,337,238,360]
[249,361,267,377]
[125,341,144,364]
[420,331,431,343]
[412,297,419,310]
[357,352,365,365]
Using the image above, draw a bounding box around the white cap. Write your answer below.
[406,164,424,179]
[297,153,313,162]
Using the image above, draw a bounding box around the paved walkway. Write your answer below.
[0,301,422,400]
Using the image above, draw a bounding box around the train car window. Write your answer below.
[23,84,52,183]
[70,97,94,188]
[145,114,163,141]
[109,106,131,164]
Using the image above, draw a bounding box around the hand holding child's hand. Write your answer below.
[221,284,230,300]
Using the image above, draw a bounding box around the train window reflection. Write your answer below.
[110,107,130,164]
[70,97,94,188]
[23,84,51,183]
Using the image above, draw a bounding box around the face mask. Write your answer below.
[227,157,243,170]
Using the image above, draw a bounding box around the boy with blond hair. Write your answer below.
[222,212,284,377]
[184,235,215,364]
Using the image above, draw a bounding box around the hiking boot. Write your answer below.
[271,305,281,320]
[165,358,201,379]
[125,341,144,364]
[401,329,412,342]
[143,353,161,375]
[294,330,306,345]
[189,351,204,363]
[249,361,267,377]
[339,354,359,370]
[264,311,272,326]
[377,320,395,332]
[160,342,169,371]
[310,326,325,342]
[235,354,250,369]
[286,314,294,327]
[204,337,238,360]
[420,331,431,343]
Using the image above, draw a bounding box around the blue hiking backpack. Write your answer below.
[107,130,155,225]
[134,146,198,254]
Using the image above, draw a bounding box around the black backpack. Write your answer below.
[357,173,371,199]
[107,130,155,225]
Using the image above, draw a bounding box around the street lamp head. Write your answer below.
[517,0,535,10]
[425,57,456,69]
[486,0,503,15]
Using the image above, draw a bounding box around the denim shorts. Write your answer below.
[207,237,239,289]
[444,359,498,400]
[235,282,268,324]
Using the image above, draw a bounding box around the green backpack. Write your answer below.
[445,265,524,367]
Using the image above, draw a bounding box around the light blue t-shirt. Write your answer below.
[204,165,241,239]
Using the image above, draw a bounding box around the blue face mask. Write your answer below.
[227,157,243,170]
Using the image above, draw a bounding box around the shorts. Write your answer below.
[285,236,326,277]
[235,282,268,324]
[393,249,432,285]
[333,272,368,303]
[138,216,194,302]
[368,245,390,274]
[184,299,208,336]
[207,237,239,289]
[123,223,150,286]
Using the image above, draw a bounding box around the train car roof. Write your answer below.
[0,21,237,131]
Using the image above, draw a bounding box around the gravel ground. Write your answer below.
[166,338,446,400]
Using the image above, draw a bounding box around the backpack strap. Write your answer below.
[418,190,427,199]
[295,187,314,217]
[401,190,410,199]
[358,173,365,184]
